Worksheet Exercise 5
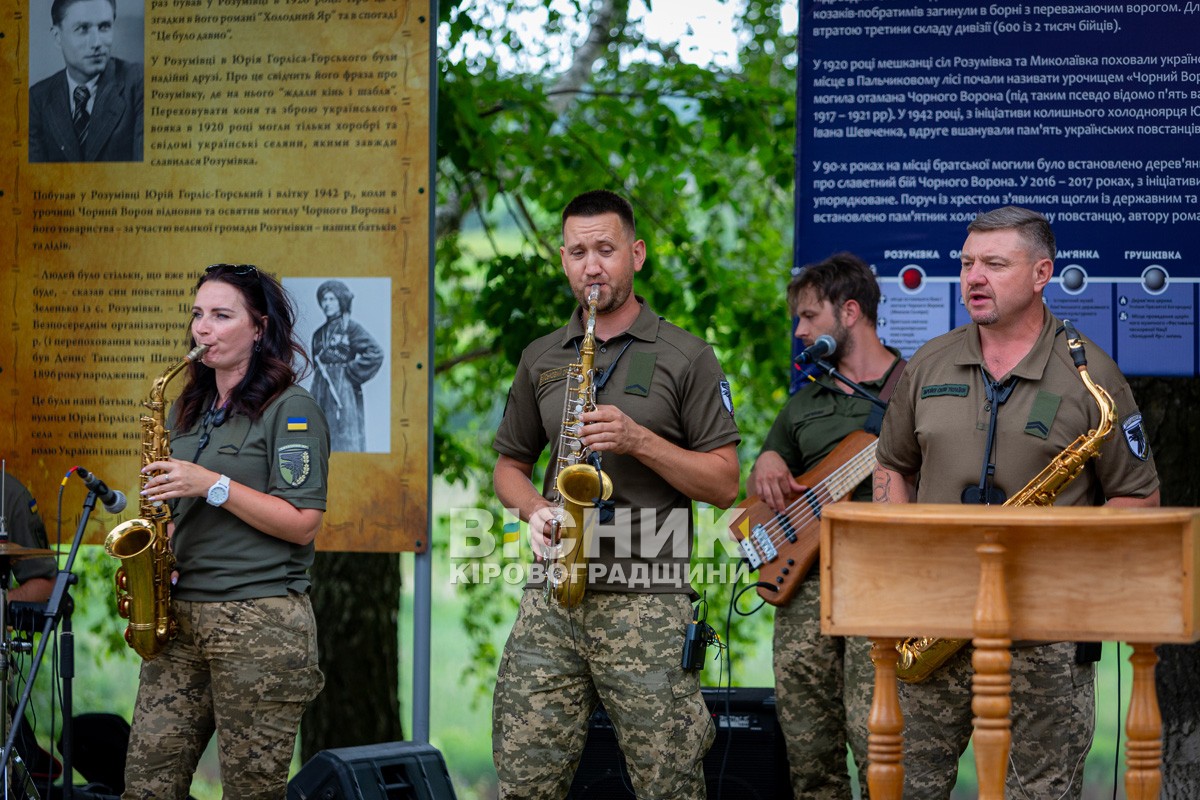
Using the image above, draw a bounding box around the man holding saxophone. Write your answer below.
[873,206,1160,798]
[492,189,741,799]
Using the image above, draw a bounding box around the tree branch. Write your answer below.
[550,0,629,116]
[435,345,495,375]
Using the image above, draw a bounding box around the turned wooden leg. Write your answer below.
[972,531,1012,800]
[867,638,905,800]
[1125,642,1163,800]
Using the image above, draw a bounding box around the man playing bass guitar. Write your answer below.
[746,252,904,799]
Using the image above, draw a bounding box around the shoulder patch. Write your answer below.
[921,384,969,398]
[1122,413,1150,461]
[719,380,734,417]
[277,442,312,487]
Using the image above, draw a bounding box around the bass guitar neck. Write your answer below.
[730,430,878,606]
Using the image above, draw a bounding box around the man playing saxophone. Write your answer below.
[872,206,1160,799]
[492,190,741,799]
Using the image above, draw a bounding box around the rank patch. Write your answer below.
[1024,391,1061,440]
[624,352,657,397]
[277,443,312,487]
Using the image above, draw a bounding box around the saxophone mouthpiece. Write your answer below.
[188,343,210,361]
[1062,319,1087,369]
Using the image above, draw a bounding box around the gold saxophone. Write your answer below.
[896,320,1116,683]
[104,344,208,660]
[545,285,614,607]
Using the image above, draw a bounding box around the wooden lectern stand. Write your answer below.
[820,504,1200,800]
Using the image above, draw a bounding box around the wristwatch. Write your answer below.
[206,474,231,507]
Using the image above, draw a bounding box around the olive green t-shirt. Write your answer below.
[877,310,1159,505]
[761,350,904,503]
[1,475,56,586]
[494,299,741,593]
[169,385,331,601]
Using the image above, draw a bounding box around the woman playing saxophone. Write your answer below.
[124,263,331,799]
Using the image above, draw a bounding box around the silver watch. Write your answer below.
[206,474,231,507]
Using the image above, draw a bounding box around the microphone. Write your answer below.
[795,334,837,366]
[75,467,128,514]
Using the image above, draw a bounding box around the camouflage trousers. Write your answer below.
[774,574,873,799]
[123,595,325,800]
[492,589,715,800]
[899,641,1094,799]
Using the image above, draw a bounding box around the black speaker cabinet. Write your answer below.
[567,686,789,799]
[288,742,457,800]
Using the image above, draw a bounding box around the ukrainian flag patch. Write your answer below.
[28,498,38,515]
[287,416,308,431]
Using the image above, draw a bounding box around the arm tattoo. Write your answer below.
[873,470,892,503]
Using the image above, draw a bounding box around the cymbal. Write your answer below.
[0,543,56,559]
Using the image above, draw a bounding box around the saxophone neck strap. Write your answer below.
[962,367,1019,505]
[574,337,635,394]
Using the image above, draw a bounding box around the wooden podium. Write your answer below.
[819,504,1200,800]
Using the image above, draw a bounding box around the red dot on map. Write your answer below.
[901,267,923,291]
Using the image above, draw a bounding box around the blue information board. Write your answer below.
[794,0,1200,375]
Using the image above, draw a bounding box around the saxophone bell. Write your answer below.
[105,343,207,661]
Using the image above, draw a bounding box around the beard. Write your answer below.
[575,274,633,315]
[827,318,852,366]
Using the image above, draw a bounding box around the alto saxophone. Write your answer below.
[896,320,1116,683]
[545,285,613,607]
[104,344,208,660]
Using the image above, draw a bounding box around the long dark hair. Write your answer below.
[174,265,311,430]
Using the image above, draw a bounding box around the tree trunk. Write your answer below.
[300,551,403,760]
[1130,377,1200,799]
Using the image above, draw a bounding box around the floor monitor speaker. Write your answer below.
[567,686,789,799]
[288,741,457,800]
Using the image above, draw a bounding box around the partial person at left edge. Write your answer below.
[29,0,144,163]
[0,468,56,604]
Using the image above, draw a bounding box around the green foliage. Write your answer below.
[436,0,800,694]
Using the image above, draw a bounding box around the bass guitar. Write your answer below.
[730,430,878,606]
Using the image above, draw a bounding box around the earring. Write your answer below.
[254,340,262,353]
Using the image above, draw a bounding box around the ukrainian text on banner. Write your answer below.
[2,0,431,550]
[794,1,1200,380]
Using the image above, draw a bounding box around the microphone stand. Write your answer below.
[808,357,888,410]
[2,493,93,800]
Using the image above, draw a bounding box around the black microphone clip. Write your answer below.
[794,334,837,366]
[75,467,128,514]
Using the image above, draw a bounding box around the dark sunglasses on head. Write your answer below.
[205,263,258,276]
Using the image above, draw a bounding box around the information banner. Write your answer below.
[2,0,431,550]
[794,1,1200,377]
